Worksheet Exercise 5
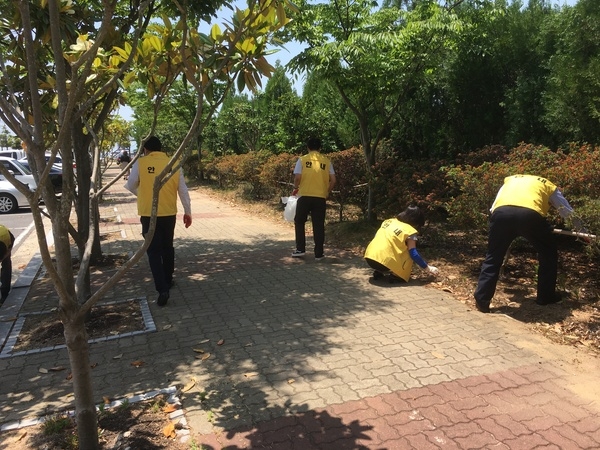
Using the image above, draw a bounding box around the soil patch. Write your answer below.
[13,300,144,353]
[1,394,190,450]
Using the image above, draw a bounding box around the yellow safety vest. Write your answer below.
[492,175,557,217]
[298,151,331,198]
[364,219,418,282]
[0,225,11,249]
[137,152,180,217]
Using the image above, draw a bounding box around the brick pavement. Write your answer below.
[1,168,600,449]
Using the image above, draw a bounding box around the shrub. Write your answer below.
[330,147,368,221]
[258,152,298,199]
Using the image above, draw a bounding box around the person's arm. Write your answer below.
[124,161,140,195]
[177,171,192,228]
[292,159,302,195]
[550,188,585,232]
[407,237,439,275]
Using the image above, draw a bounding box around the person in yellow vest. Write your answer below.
[0,224,15,305]
[291,137,336,259]
[474,174,582,313]
[125,136,192,307]
[364,206,439,282]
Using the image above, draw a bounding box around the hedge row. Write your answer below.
[193,143,600,236]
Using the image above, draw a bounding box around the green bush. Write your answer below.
[442,143,600,232]
[330,147,368,220]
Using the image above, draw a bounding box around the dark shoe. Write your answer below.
[157,292,170,307]
[536,293,562,306]
[291,250,305,257]
[168,279,175,289]
[372,270,384,280]
[475,302,490,313]
[388,273,406,284]
[315,255,325,260]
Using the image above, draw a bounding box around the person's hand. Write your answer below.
[183,214,192,228]
[291,188,299,196]
[427,265,439,276]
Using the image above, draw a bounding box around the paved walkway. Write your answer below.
[1,169,600,449]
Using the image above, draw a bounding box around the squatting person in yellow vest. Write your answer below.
[125,136,192,307]
[474,174,583,313]
[0,224,15,305]
[364,206,439,282]
[291,137,336,260]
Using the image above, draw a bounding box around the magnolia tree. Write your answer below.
[0,0,293,447]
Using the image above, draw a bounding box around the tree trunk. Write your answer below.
[63,310,99,450]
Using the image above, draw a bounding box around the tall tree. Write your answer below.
[542,0,600,146]
[288,0,462,219]
[0,0,293,447]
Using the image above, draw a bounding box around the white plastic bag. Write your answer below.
[283,195,298,222]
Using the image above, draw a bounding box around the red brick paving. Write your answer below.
[195,365,600,449]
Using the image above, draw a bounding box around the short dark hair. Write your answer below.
[306,137,322,151]
[143,136,162,152]
[396,206,425,231]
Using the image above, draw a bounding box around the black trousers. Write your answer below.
[1,231,14,300]
[294,196,326,257]
[141,216,176,294]
[474,206,557,307]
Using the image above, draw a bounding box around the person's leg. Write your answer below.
[294,196,310,253]
[521,211,558,304]
[159,216,176,287]
[311,198,327,257]
[141,217,169,294]
[0,256,11,301]
[474,207,519,310]
[1,232,15,302]
[365,258,391,279]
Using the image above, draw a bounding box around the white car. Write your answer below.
[0,157,37,214]
[19,152,63,169]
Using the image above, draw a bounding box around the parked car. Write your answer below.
[19,152,63,169]
[0,149,27,160]
[0,179,31,214]
[0,157,36,214]
[17,160,63,194]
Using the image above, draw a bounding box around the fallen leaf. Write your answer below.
[217,339,224,346]
[442,287,454,293]
[66,373,73,380]
[287,379,295,384]
[90,363,98,369]
[163,404,178,413]
[16,431,27,441]
[163,421,176,438]
[113,354,123,359]
[0,316,17,322]
[48,366,66,372]
[431,352,445,359]
[38,367,48,374]
[131,360,144,367]
[163,324,172,330]
[192,348,205,354]
[199,339,210,344]
[181,378,196,392]
[103,396,111,404]
[244,372,258,378]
